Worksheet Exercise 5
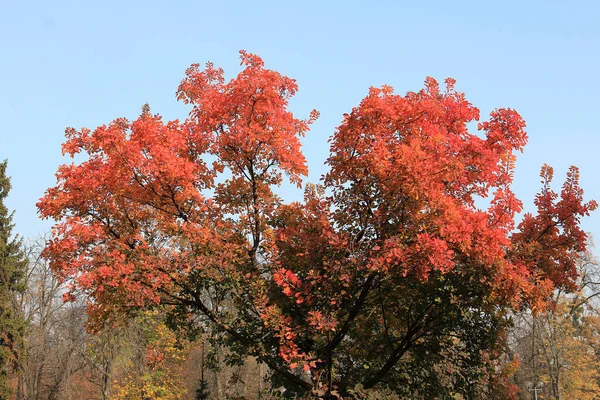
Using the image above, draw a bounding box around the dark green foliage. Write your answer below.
[0,160,26,399]
[194,379,210,400]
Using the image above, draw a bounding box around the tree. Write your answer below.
[13,236,115,400]
[111,311,189,400]
[0,160,26,399]
[509,250,600,399]
[38,51,596,398]
[194,379,210,400]
[82,322,124,400]
[193,340,210,400]
[15,237,91,400]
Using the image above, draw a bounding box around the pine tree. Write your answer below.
[0,160,26,399]
[194,380,210,400]
[194,341,210,400]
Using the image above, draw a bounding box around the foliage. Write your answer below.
[111,311,189,400]
[194,378,210,400]
[0,160,26,399]
[509,251,600,399]
[38,51,596,398]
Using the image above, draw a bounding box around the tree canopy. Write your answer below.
[38,51,596,398]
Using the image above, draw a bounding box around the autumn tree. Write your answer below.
[509,250,600,399]
[111,311,189,400]
[0,160,26,399]
[38,52,596,398]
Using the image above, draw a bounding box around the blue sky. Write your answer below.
[1,0,598,248]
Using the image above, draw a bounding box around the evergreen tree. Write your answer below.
[194,379,210,400]
[195,341,210,400]
[0,160,26,399]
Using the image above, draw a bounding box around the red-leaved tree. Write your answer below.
[38,51,596,398]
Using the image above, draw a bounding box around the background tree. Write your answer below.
[509,250,600,400]
[14,237,234,400]
[15,237,92,400]
[111,311,189,400]
[81,322,125,400]
[37,52,596,398]
[0,160,26,399]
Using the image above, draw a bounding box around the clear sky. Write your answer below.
[1,0,598,249]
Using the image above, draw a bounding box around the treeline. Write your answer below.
[6,236,272,399]
[508,250,600,399]
[4,238,600,399]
